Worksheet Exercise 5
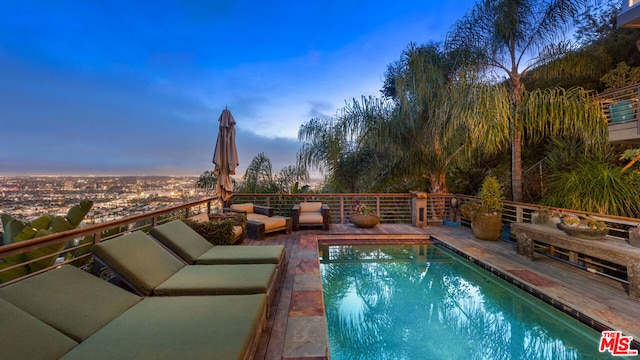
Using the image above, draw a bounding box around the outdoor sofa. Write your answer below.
[0,265,266,359]
[292,202,330,231]
[227,203,292,240]
[150,219,286,284]
[92,230,280,308]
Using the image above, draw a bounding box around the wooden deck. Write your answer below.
[244,223,640,359]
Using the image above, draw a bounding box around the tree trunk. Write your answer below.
[429,171,448,193]
[512,130,522,202]
[510,74,524,202]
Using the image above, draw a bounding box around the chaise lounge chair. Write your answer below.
[91,231,279,308]
[0,265,266,359]
[292,202,330,231]
[150,220,286,284]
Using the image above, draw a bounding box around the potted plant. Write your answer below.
[630,225,640,247]
[558,215,609,240]
[531,207,563,228]
[460,176,504,241]
[350,201,379,228]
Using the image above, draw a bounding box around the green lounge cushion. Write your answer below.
[153,264,276,296]
[150,219,214,263]
[93,230,276,297]
[151,219,284,265]
[0,265,141,342]
[195,245,284,265]
[92,231,186,295]
[0,298,78,360]
[60,294,266,360]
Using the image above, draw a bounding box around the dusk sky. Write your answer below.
[1,0,477,178]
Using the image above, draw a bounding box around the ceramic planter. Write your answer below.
[558,223,608,240]
[471,213,502,241]
[350,214,380,228]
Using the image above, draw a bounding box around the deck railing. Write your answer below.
[2,192,640,286]
[599,83,640,126]
[232,193,417,224]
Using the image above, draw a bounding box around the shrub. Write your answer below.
[184,218,237,245]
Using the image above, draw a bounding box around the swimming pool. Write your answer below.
[320,243,612,359]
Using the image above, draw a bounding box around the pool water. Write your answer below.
[319,244,615,360]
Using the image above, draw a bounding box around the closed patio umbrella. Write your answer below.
[212,108,239,204]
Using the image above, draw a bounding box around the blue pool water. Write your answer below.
[319,244,617,360]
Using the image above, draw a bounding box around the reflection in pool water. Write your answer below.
[319,244,611,360]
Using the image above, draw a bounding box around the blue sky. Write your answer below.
[0,0,477,178]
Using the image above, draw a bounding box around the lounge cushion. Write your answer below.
[299,212,324,224]
[299,202,323,213]
[233,225,243,239]
[92,231,186,296]
[60,294,267,360]
[151,220,284,265]
[247,213,269,222]
[0,298,78,360]
[195,245,285,265]
[0,265,141,342]
[231,203,254,214]
[154,264,275,296]
[262,216,287,231]
[150,220,213,263]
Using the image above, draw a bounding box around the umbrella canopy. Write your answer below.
[212,108,239,202]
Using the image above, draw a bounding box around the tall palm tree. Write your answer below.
[297,96,392,192]
[445,0,607,201]
[377,43,505,193]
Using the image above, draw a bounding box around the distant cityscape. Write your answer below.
[0,176,210,231]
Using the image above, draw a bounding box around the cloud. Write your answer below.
[0,0,480,177]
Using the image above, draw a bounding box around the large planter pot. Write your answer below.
[471,213,502,241]
[350,214,379,228]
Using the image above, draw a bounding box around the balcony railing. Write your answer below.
[599,83,640,143]
[1,193,639,287]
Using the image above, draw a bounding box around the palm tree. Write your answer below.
[445,0,607,201]
[297,97,392,192]
[238,152,279,193]
[379,43,501,193]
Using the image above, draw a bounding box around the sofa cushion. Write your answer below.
[194,245,285,265]
[92,231,186,296]
[231,203,254,214]
[60,295,266,360]
[0,298,78,360]
[262,216,287,231]
[150,220,213,264]
[153,264,276,296]
[233,225,243,239]
[247,213,269,222]
[299,202,323,213]
[299,212,324,224]
[0,265,141,342]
